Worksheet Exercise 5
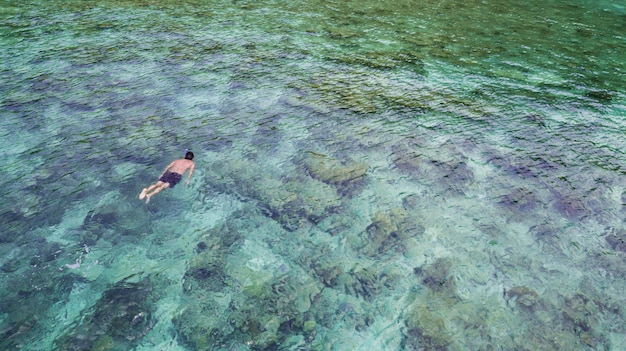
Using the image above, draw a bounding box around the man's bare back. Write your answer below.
[166,159,195,176]
[139,151,196,204]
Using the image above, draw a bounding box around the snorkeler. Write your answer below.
[139,151,195,204]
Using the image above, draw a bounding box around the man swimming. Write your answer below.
[139,151,196,204]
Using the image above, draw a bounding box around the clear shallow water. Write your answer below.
[1,0,625,350]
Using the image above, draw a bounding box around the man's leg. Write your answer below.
[145,182,169,203]
[140,184,155,200]
[140,182,163,200]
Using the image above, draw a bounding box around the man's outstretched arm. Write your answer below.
[185,163,195,186]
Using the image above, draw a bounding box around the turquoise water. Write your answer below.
[1,0,625,349]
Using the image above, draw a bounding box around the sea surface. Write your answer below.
[1,0,625,350]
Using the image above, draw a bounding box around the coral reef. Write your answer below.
[0,270,78,350]
[175,239,323,350]
[303,151,368,196]
[605,228,626,253]
[392,140,474,195]
[362,208,425,256]
[210,155,347,231]
[55,276,156,351]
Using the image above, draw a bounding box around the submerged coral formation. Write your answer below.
[55,276,156,351]
[208,150,367,231]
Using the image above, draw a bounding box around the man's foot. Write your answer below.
[139,188,147,200]
[145,194,152,204]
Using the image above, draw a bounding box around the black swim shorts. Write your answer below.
[159,172,182,187]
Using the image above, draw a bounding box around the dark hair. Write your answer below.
[185,151,194,160]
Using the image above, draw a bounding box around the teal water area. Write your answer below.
[1,0,625,350]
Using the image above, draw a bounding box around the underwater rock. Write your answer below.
[605,227,626,253]
[340,265,382,301]
[310,254,344,288]
[334,50,425,74]
[303,151,368,190]
[295,280,321,313]
[558,291,610,348]
[195,241,208,252]
[401,193,421,210]
[486,152,562,181]
[405,324,451,351]
[173,298,233,349]
[83,210,117,228]
[505,286,540,311]
[418,259,452,290]
[327,27,361,39]
[1,258,21,273]
[185,264,226,292]
[523,113,546,127]
[79,209,118,246]
[391,141,474,192]
[497,187,538,215]
[276,178,340,226]
[561,293,594,331]
[79,200,152,246]
[198,222,244,251]
[414,258,459,301]
[404,298,454,350]
[391,143,422,173]
[180,300,279,349]
[0,316,40,350]
[363,208,425,256]
[176,243,322,351]
[585,90,613,102]
[184,225,242,292]
[288,68,382,113]
[528,223,567,251]
[0,272,79,350]
[0,210,28,243]
[211,156,343,231]
[307,284,372,336]
[252,124,284,151]
[405,291,539,351]
[552,192,587,220]
[435,160,474,195]
[303,319,316,333]
[514,292,604,349]
[55,277,155,351]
